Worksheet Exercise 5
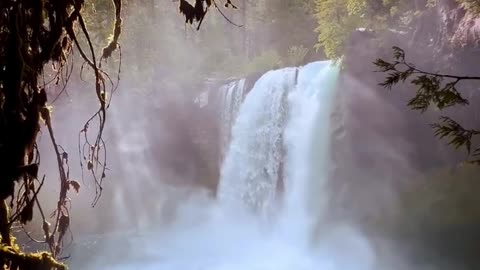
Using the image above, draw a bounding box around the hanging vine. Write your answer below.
[0,0,240,268]
[0,0,122,268]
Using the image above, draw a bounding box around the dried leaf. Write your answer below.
[68,180,81,193]
[87,160,94,170]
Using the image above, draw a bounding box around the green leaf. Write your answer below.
[392,46,405,60]
[431,117,475,154]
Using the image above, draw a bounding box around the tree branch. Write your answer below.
[374,46,480,164]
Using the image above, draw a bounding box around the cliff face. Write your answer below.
[327,2,480,267]
[341,0,480,168]
[328,0,480,220]
[437,0,480,50]
[424,0,480,79]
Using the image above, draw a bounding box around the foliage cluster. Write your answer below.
[458,0,480,14]
[313,0,480,59]
[313,0,424,59]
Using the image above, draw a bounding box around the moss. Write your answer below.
[458,0,480,14]
[0,240,66,270]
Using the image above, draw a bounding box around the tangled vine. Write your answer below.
[0,0,240,268]
[0,0,122,269]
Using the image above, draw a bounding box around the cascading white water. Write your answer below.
[220,79,247,159]
[77,61,375,270]
[218,60,341,245]
[278,61,340,245]
[218,68,295,215]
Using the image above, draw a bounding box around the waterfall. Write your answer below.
[76,61,376,270]
[279,61,340,244]
[218,61,339,229]
[218,68,296,215]
[220,79,247,160]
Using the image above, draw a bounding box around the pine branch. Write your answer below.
[430,116,480,154]
[375,47,480,164]
[374,47,475,112]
